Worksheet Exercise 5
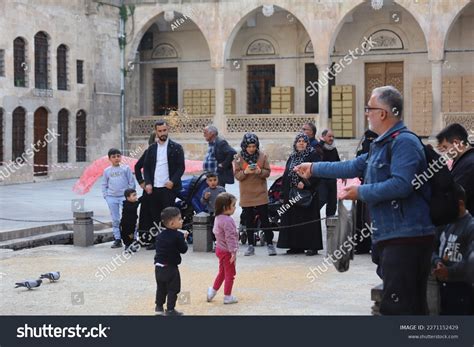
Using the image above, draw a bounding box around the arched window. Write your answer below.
[14,37,27,87]
[57,45,68,91]
[76,110,86,162]
[58,109,69,162]
[34,31,49,89]
[12,107,26,160]
[0,108,3,165]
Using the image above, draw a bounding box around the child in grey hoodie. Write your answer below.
[432,184,474,315]
[102,148,136,248]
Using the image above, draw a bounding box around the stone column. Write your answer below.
[317,63,330,134]
[214,67,226,134]
[431,60,444,136]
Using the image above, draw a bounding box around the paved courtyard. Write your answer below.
[0,177,380,315]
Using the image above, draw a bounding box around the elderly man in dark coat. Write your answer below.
[203,125,237,188]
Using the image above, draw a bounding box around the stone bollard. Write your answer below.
[192,212,212,252]
[73,211,94,247]
[370,284,383,315]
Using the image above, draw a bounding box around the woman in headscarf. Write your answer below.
[277,133,323,256]
[234,133,276,256]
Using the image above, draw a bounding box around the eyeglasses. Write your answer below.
[364,106,387,113]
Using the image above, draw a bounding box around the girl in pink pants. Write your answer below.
[207,192,239,304]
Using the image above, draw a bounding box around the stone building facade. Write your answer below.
[1,0,473,185]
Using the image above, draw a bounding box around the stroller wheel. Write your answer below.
[240,232,247,245]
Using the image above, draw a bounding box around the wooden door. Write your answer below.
[365,62,404,126]
[153,68,178,115]
[365,62,403,103]
[247,65,275,114]
[34,107,48,176]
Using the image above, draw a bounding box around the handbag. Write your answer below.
[289,181,314,208]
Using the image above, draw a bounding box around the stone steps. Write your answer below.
[0,224,71,242]
[0,229,115,250]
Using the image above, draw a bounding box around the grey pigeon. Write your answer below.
[40,271,60,282]
[15,279,42,290]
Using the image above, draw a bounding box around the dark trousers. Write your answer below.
[243,204,273,246]
[138,192,153,231]
[439,281,474,315]
[378,242,432,315]
[146,187,175,244]
[120,223,135,247]
[217,174,226,189]
[319,179,337,216]
[210,213,216,242]
[354,200,372,254]
[155,265,181,310]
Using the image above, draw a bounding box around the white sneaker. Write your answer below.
[224,295,238,304]
[244,245,255,256]
[267,244,277,256]
[207,287,217,302]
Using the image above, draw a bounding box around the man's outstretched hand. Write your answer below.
[293,163,313,179]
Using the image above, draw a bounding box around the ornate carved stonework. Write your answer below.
[305,41,314,54]
[227,115,316,133]
[247,39,275,55]
[368,30,404,50]
[129,115,212,137]
[444,112,474,142]
[151,43,178,59]
[129,114,318,136]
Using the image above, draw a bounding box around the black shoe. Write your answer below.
[305,250,319,256]
[286,248,304,254]
[125,245,138,253]
[111,240,122,248]
[165,309,183,316]
[155,305,164,316]
[146,244,155,251]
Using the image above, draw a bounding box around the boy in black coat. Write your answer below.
[154,207,188,316]
[432,184,474,315]
[120,189,142,252]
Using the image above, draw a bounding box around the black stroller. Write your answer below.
[239,176,284,245]
[175,172,208,244]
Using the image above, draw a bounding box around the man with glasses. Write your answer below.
[294,86,435,315]
[301,122,324,159]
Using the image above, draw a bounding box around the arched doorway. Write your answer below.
[34,107,48,176]
[76,110,87,162]
[329,1,427,136]
[131,11,212,117]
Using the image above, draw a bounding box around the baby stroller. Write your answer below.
[239,176,284,245]
[175,172,208,244]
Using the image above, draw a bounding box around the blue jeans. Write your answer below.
[105,195,124,240]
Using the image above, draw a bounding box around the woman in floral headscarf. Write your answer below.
[277,133,323,256]
[234,133,276,256]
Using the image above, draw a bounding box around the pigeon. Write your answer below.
[15,279,42,290]
[40,271,60,282]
